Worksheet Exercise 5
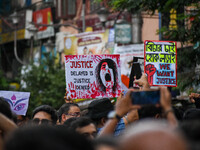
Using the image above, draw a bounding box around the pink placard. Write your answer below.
[65,55,122,99]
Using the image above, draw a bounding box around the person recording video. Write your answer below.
[98,73,178,137]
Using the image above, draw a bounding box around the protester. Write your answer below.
[4,125,94,150]
[87,98,127,136]
[0,113,18,150]
[180,120,200,150]
[2,58,199,150]
[119,120,188,150]
[63,117,78,127]
[32,105,58,125]
[182,108,200,121]
[99,73,178,136]
[16,115,28,127]
[58,103,81,124]
[0,97,17,150]
[0,97,13,120]
[93,136,118,150]
[69,117,97,140]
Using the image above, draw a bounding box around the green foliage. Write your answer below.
[177,46,200,91]
[20,54,66,117]
[102,0,200,91]
[0,70,9,90]
[105,0,200,44]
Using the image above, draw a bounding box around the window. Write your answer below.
[56,0,76,19]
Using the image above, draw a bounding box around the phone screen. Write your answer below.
[131,90,160,105]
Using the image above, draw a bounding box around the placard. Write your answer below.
[144,40,177,87]
[65,55,122,99]
[0,91,30,115]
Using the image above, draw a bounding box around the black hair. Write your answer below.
[95,59,118,95]
[4,125,94,150]
[183,108,200,121]
[70,117,96,131]
[58,103,80,122]
[138,105,162,119]
[180,120,200,150]
[63,117,78,128]
[32,105,58,124]
[0,97,13,119]
[86,98,113,126]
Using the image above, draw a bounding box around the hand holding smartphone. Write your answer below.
[130,90,160,105]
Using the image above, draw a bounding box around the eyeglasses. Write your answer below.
[32,118,52,125]
[65,112,81,117]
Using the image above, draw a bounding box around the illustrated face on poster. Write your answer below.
[65,55,122,99]
[144,40,177,87]
[100,62,114,88]
[97,59,117,92]
[0,91,30,115]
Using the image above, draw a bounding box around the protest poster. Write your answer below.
[65,55,122,99]
[0,91,30,115]
[144,40,177,87]
[64,30,114,55]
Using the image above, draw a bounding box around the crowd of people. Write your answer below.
[0,73,200,150]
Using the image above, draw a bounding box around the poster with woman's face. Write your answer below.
[65,55,122,99]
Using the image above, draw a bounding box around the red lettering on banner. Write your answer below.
[160,64,170,70]
[70,61,93,68]
[157,71,174,77]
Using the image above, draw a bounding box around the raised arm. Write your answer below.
[0,113,17,150]
[134,73,150,90]
[160,87,178,128]
[98,91,140,136]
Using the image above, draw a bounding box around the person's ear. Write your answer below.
[101,117,107,126]
[61,114,67,122]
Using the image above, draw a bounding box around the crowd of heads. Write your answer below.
[1,83,200,150]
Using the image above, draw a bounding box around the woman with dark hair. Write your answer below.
[95,59,119,97]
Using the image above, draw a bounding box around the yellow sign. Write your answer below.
[0,29,25,44]
[169,9,177,30]
[64,30,111,55]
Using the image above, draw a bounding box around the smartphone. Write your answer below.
[129,62,142,88]
[131,90,160,105]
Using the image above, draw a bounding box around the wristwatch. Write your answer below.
[107,111,122,121]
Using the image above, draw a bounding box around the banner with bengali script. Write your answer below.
[65,55,122,99]
[0,91,30,115]
[144,40,177,87]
